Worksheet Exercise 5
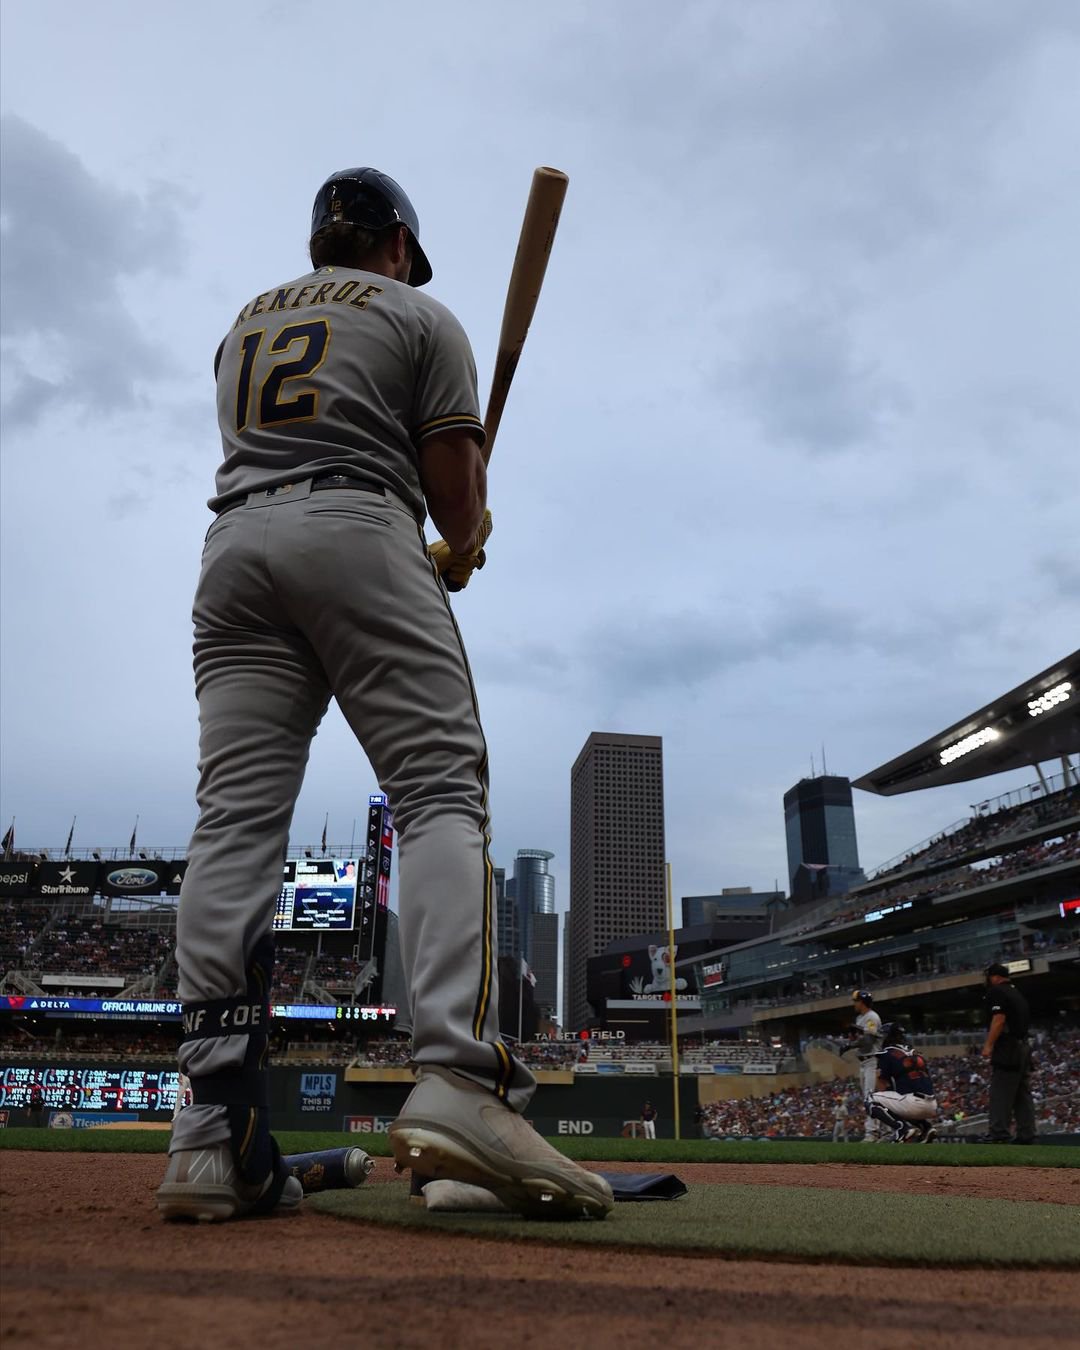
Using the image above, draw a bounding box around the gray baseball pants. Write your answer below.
[860,1058,880,1136]
[170,484,534,1154]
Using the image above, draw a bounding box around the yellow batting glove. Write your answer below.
[428,510,492,593]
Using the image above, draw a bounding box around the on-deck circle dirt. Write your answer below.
[1,1153,1078,1350]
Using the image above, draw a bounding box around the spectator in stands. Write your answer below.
[640,1100,657,1139]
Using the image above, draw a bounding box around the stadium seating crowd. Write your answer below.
[0,1024,179,1061]
[866,786,1080,882]
[748,933,1080,1014]
[698,1029,1080,1138]
[2,1019,1075,1135]
[33,921,174,982]
[791,830,1080,936]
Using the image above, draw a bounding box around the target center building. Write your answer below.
[566,732,665,1031]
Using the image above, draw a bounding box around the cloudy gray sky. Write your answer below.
[2,2,1077,922]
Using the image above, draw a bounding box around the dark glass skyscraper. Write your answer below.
[494,865,518,962]
[783,774,862,893]
[511,849,557,1019]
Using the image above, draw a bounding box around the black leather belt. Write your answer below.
[217,475,385,516]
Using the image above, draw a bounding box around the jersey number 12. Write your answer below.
[235,319,331,430]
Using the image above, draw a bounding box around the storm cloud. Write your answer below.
[0,114,186,429]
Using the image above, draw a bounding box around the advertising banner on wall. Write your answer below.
[0,862,36,896]
[164,862,188,896]
[99,861,170,897]
[298,1072,337,1113]
[34,862,100,898]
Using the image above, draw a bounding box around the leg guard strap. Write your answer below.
[866,1098,904,1130]
[181,999,270,1041]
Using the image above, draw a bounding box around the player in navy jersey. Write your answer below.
[864,1023,939,1143]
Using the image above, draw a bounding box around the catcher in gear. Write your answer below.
[864,1023,940,1143]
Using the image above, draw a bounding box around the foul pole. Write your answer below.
[666,861,681,1139]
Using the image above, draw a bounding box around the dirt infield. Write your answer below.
[2,1153,1078,1350]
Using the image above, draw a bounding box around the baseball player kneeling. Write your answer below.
[864,1022,939,1143]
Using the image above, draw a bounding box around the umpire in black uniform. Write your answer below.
[980,962,1036,1144]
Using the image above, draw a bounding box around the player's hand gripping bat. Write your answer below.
[430,167,568,591]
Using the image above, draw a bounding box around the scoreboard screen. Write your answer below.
[273,859,358,932]
[0,1065,181,1111]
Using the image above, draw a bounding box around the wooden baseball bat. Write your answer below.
[482,166,568,464]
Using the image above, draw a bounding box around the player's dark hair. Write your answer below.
[309,221,385,269]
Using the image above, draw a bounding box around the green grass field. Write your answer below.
[310,1181,1080,1267]
[0,1127,1075,1168]
[5,1127,1076,1266]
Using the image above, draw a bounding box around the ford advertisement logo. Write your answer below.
[106,868,159,889]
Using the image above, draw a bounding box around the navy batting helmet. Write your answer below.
[311,168,432,287]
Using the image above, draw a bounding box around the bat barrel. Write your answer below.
[482,166,569,460]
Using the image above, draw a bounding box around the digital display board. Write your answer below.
[358,797,394,922]
[0,996,182,1016]
[273,858,358,932]
[0,996,396,1022]
[0,1065,182,1112]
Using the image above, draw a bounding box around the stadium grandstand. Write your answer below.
[678,653,1079,1050]
[695,1028,1080,1140]
[0,795,405,1017]
[1,656,1076,1138]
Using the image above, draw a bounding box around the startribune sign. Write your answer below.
[35,863,99,897]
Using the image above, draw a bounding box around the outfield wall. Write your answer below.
[0,1061,699,1138]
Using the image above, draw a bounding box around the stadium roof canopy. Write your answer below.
[854,648,1080,796]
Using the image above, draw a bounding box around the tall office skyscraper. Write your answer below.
[561,912,571,1030]
[511,849,557,1019]
[783,774,862,892]
[531,912,558,1021]
[567,732,665,1031]
[494,866,518,962]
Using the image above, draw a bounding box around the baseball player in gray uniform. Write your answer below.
[157,168,612,1223]
[850,990,884,1139]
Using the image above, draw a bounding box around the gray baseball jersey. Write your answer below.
[856,1008,883,1050]
[210,266,485,516]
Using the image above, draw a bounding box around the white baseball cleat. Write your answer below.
[156,1145,303,1222]
[390,1066,613,1220]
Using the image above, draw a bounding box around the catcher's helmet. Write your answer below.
[881,1021,907,1047]
[311,168,432,287]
